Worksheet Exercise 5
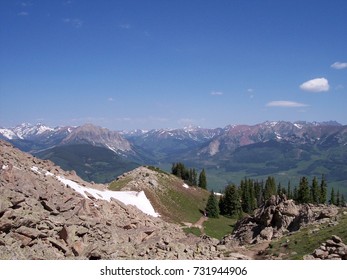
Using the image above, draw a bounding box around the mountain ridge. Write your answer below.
[1,121,347,191]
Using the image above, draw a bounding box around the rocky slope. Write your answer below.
[222,194,341,246]
[304,235,347,260]
[0,140,247,260]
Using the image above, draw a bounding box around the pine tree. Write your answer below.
[192,168,197,186]
[293,186,298,201]
[311,177,319,204]
[277,182,282,195]
[219,195,226,215]
[297,177,310,203]
[254,180,263,207]
[319,175,327,204]
[287,181,292,199]
[223,184,241,217]
[330,188,336,205]
[336,189,340,206]
[248,179,256,211]
[198,169,207,189]
[264,176,276,200]
[205,190,219,218]
[240,179,250,213]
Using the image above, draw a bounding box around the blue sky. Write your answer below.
[1,0,346,130]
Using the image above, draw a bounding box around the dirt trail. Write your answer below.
[240,241,271,259]
[182,215,208,234]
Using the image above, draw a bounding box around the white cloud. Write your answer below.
[299,77,329,92]
[331,62,347,70]
[210,91,223,96]
[266,101,309,108]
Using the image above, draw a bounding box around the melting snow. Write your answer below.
[31,166,159,217]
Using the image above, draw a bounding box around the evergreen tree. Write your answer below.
[330,187,336,205]
[311,176,319,204]
[223,184,241,217]
[198,169,207,189]
[287,181,292,199]
[293,186,298,201]
[297,177,310,203]
[248,179,257,211]
[277,182,282,195]
[336,189,340,206]
[219,195,226,215]
[205,190,219,218]
[264,176,276,200]
[254,180,263,207]
[192,168,198,186]
[240,179,249,213]
[319,175,327,204]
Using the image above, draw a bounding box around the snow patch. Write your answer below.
[294,123,303,129]
[31,166,41,174]
[57,176,159,217]
[0,128,17,139]
[30,166,159,217]
[182,183,189,189]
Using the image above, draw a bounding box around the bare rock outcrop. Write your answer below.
[304,235,347,260]
[222,195,340,246]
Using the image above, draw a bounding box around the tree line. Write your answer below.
[171,162,207,189]
[205,175,346,218]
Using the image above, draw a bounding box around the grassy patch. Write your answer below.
[157,183,209,223]
[183,227,202,237]
[108,177,133,190]
[266,211,347,259]
[204,215,237,240]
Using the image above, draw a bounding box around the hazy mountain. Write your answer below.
[1,121,347,189]
[123,126,223,162]
[61,123,132,154]
[0,123,133,155]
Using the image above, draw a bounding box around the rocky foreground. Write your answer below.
[1,140,345,260]
[0,140,246,260]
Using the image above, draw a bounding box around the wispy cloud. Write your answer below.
[210,91,223,96]
[17,11,29,16]
[107,97,114,102]
[62,18,83,28]
[299,77,329,92]
[266,101,309,108]
[119,23,131,29]
[331,61,347,70]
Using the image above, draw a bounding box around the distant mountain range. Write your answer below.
[1,121,347,193]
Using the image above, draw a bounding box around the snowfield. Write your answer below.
[31,166,159,217]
